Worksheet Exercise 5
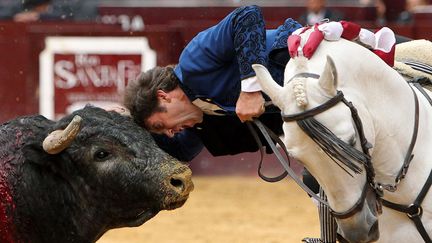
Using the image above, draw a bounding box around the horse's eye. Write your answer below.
[94,150,111,161]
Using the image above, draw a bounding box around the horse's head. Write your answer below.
[252,33,392,242]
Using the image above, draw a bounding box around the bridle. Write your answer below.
[282,72,424,217]
[281,72,385,219]
[251,72,432,241]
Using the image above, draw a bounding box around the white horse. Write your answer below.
[252,32,432,242]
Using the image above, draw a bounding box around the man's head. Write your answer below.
[124,66,203,137]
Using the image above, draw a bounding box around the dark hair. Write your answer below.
[124,66,179,128]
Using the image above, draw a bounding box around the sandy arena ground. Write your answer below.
[97,176,320,243]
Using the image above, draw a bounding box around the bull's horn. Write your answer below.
[42,115,82,154]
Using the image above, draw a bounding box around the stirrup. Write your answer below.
[302,237,323,243]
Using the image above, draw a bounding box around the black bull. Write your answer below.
[0,106,194,243]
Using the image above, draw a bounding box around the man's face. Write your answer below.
[146,89,203,137]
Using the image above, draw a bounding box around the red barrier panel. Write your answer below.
[0,22,182,122]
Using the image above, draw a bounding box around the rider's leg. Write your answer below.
[302,169,337,243]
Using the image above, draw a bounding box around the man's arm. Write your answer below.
[231,5,267,122]
[177,5,267,121]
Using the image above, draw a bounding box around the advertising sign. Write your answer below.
[39,37,156,119]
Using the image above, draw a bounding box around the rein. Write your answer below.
[247,120,331,207]
[383,84,420,191]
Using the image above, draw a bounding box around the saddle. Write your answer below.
[394,39,432,91]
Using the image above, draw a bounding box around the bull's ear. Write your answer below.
[22,142,54,166]
[22,143,74,178]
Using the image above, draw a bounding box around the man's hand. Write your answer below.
[101,104,131,117]
[235,91,265,122]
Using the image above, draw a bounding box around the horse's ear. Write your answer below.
[318,56,338,95]
[252,64,283,106]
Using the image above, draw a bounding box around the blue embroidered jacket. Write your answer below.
[174,5,302,111]
[155,5,302,161]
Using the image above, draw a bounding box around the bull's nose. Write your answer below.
[167,168,194,196]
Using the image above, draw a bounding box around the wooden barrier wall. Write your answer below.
[0,22,182,122]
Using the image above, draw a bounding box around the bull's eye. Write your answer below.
[94,149,111,161]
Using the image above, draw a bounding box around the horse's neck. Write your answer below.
[326,44,419,177]
[380,87,432,203]
[330,43,407,125]
[343,56,432,202]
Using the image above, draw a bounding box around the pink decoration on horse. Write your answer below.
[287,21,396,66]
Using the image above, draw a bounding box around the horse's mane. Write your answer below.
[292,58,309,108]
